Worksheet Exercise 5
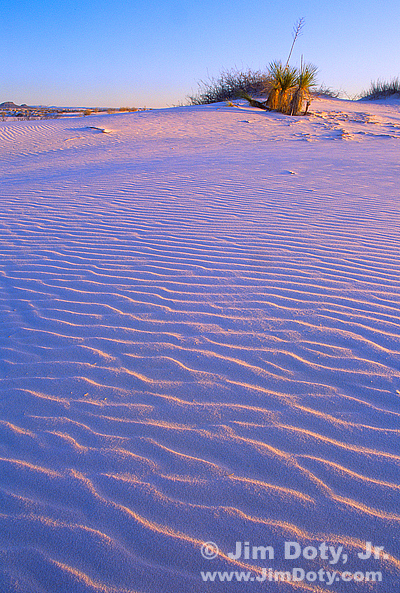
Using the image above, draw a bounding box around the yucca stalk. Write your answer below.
[285,17,305,68]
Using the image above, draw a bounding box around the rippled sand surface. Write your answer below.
[0,99,399,592]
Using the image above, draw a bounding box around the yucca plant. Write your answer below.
[266,61,284,110]
[235,18,319,116]
[278,65,298,113]
[266,61,298,113]
[290,62,318,115]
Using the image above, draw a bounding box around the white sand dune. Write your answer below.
[1,98,399,592]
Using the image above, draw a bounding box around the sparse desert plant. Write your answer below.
[83,109,92,116]
[41,111,60,119]
[359,77,400,100]
[187,68,270,105]
[17,110,31,120]
[289,62,318,115]
[312,85,340,98]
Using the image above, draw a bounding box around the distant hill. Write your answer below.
[0,101,28,109]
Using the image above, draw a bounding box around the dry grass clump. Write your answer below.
[187,68,270,105]
[359,78,400,100]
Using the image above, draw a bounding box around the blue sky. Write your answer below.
[2,0,400,107]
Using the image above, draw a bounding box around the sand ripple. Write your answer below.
[0,104,399,591]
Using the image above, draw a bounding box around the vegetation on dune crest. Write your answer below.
[187,60,318,115]
[242,59,317,116]
[312,85,340,98]
[263,18,317,115]
[187,18,319,116]
[359,78,400,100]
[187,68,270,105]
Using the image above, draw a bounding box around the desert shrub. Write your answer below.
[41,112,60,119]
[312,85,340,98]
[17,110,31,120]
[359,78,400,100]
[187,68,271,105]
